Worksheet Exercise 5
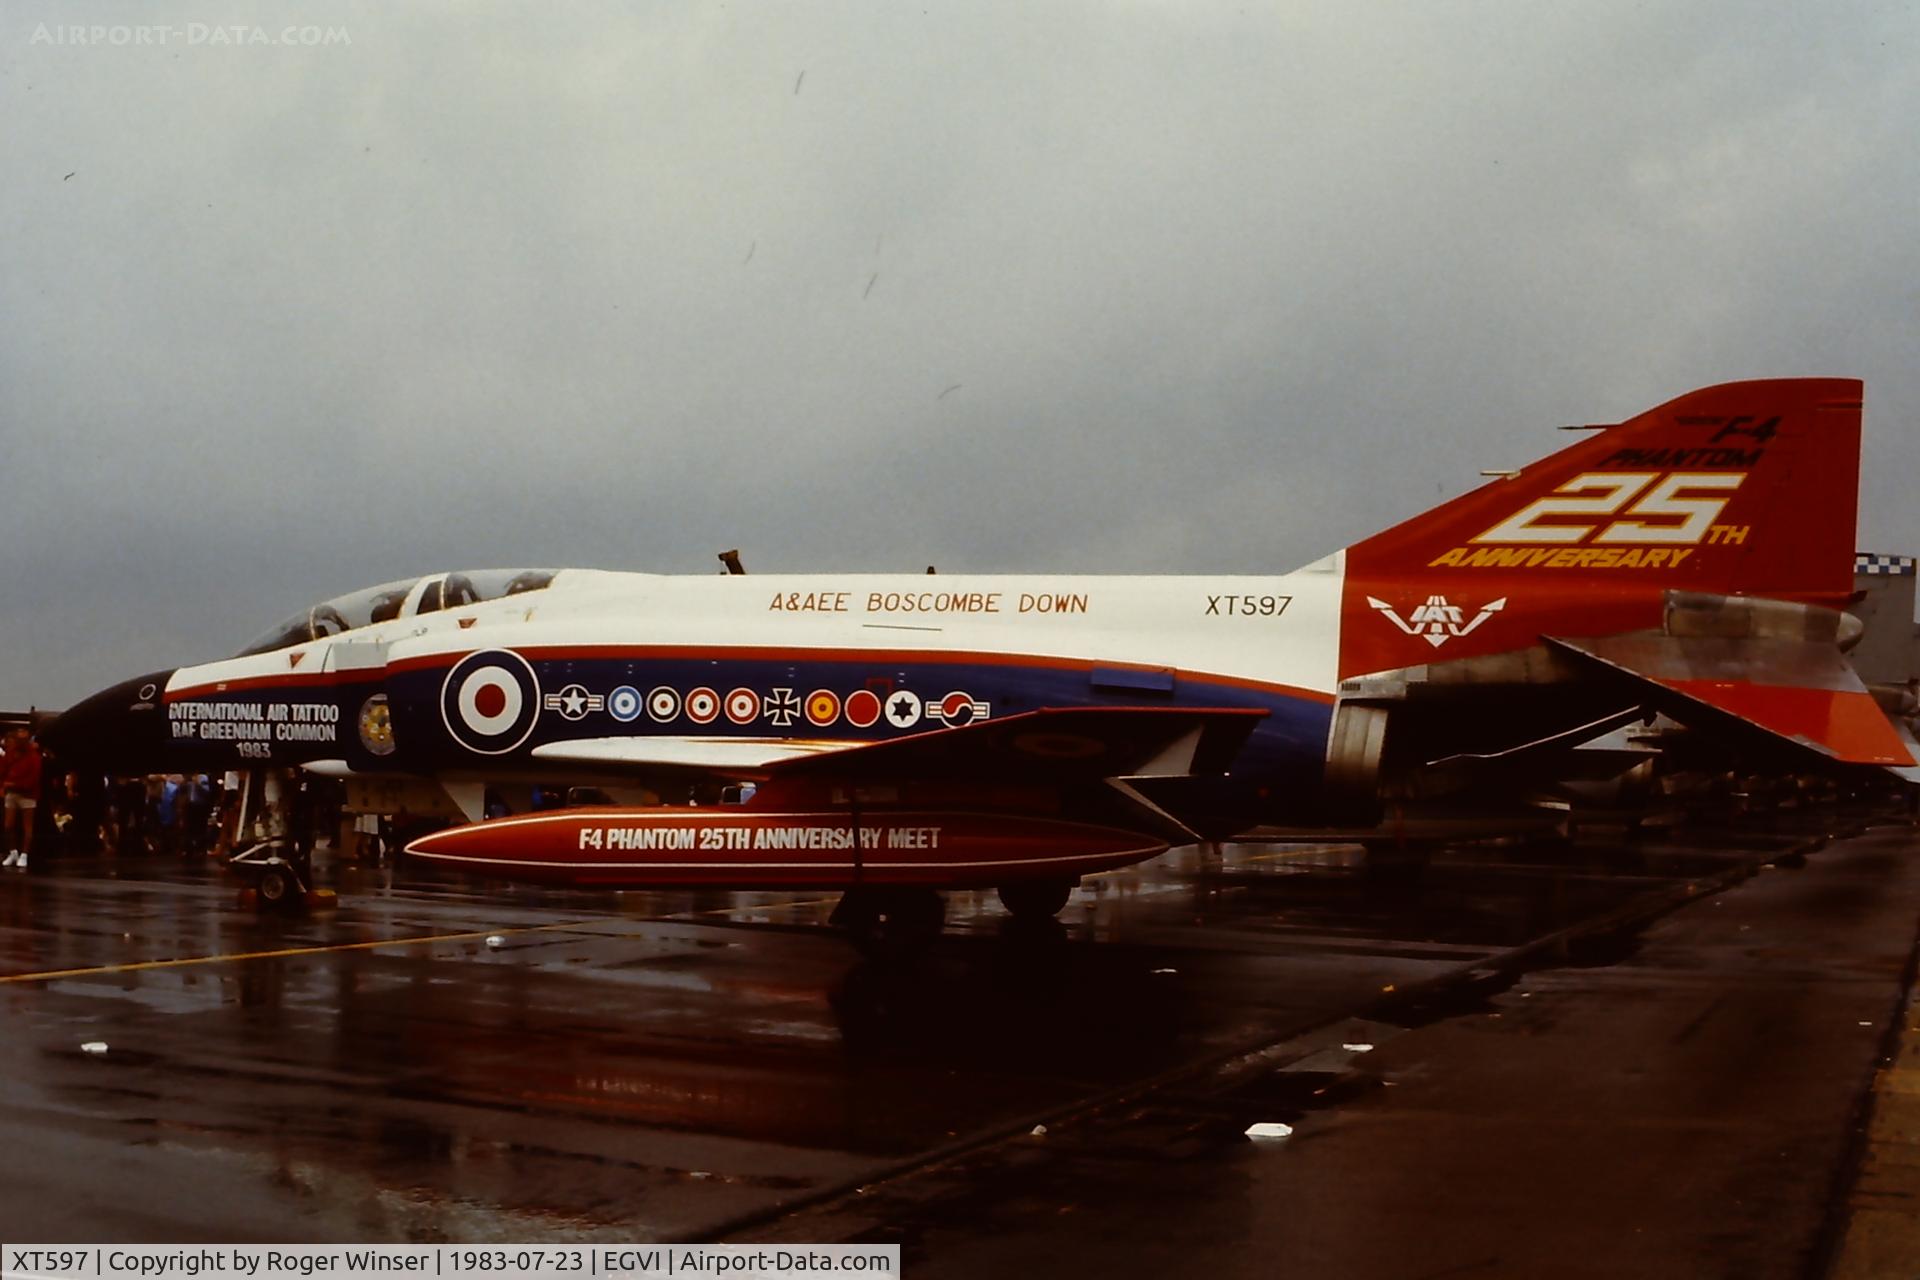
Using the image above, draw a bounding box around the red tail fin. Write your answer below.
[1350,378,1860,599]
[1340,379,1863,678]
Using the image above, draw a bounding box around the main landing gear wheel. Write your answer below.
[832,887,946,959]
[997,878,1076,922]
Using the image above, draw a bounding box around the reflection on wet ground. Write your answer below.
[0,805,1895,1255]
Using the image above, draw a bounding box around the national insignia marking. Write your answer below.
[932,691,989,726]
[607,685,644,723]
[765,688,801,726]
[440,650,541,754]
[844,689,882,728]
[543,683,605,721]
[685,687,720,724]
[725,688,761,725]
[884,690,923,729]
[647,686,682,722]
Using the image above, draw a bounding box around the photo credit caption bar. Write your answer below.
[1,1247,899,1280]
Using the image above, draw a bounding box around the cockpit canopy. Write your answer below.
[235,569,558,657]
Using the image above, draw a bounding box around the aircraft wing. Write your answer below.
[530,707,1266,785]
[1544,633,1915,769]
[767,705,1267,782]
[531,736,848,775]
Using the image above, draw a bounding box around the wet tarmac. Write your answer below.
[0,806,1913,1276]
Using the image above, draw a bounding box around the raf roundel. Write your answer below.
[441,650,542,755]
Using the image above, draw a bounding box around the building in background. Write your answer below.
[1851,553,1919,691]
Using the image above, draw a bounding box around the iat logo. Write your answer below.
[1367,594,1507,648]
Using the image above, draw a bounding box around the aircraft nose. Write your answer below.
[41,670,175,770]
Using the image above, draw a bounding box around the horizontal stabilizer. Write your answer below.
[1546,633,1914,767]
[1413,705,1654,797]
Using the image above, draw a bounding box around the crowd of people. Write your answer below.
[0,728,368,873]
[0,722,606,881]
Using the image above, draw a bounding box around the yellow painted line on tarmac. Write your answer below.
[665,896,838,920]
[6,860,1330,982]
[0,894,858,983]
[0,920,601,985]
[1238,845,1360,865]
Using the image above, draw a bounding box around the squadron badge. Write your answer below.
[358,693,396,757]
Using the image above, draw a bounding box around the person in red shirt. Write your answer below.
[2,728,44,871]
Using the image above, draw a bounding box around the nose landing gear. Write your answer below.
[226,769,317,913]
[229,841,312,912]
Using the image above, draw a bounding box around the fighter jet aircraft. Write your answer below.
[45,378,1909,948]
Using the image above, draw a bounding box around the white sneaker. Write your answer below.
[1,850,17,868]
[16,853,25,871]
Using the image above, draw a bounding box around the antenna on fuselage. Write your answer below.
[718,549,747,575]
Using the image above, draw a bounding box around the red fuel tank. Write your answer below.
[404,807,1168,889]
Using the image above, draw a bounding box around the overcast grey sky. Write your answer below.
[4,2,1918,708]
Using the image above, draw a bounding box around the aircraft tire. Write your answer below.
[255,863,304,914]
[834,887,945,960]
[997,878,1075,921]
